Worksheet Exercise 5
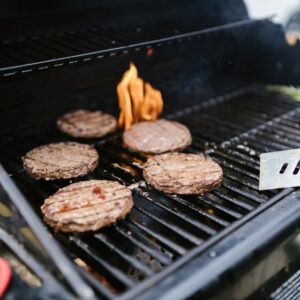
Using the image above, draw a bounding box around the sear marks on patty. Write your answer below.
[41,180,133,232]
[57,109,117,138]
[22,142,99,180]
[123,119,192,154]
[143,152,223,195]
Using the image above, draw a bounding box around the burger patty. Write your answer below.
[123,119,192,154]
[57,109,117,138]
[41,180,133,232]
[22,142,99,180]
[143,152,223,194]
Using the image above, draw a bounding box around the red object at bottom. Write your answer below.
[0,258,11,299]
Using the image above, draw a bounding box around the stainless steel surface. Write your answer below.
[260,149,300,190]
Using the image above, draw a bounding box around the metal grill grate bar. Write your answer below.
[127,218,187,256]
[77,266,116,299]
[0,18,267,76]
[132,206,201,247]
[92,233,154,277]
[135,191,217,237]
[0,88,299,296]
[113,225,172,265]
[65,235,136,290]
[153,192,228,229]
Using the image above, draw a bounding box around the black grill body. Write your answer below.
[0,1,300,300]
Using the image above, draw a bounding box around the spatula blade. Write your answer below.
[259,149,300,190]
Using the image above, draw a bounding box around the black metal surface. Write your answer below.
[0,165,96,299]
[0,227,72,300]
[141,190,300,300]
[269,263,300,300]
[0,18,263,77]
[0,87,299,299]
[271,271,300,300]
[246,237,300,300]
[0,1,299,299]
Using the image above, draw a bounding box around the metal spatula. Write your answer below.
[259,149,300,190]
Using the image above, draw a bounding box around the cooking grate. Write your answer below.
[0,87,299,298]
[0,18,266,77]
[271,268,300,300]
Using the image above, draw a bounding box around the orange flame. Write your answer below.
[117,63,163,130]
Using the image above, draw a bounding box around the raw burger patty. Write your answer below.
[143,152,223,194]
[123,119,192,154]
[57,109,117,138]
[41,180,133,232]
[22,142,99,180]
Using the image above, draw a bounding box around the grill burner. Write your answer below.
[0,86,299,298]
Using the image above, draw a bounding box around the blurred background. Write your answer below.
[245,0,300,24]
[245,0,300,46]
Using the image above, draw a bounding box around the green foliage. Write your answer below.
[267,85,300,101]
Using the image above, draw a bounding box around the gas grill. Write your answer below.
[1,1,300,299]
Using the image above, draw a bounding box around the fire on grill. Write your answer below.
[117,63,163,130]
[2,1,300,299]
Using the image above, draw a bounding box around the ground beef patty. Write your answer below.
[22,142,99,180]
[143,152,223,194]
[123,119,192,154]
[41,180,133,232]
[57,109,117,138]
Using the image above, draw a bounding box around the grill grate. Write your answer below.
[0,18,265,77]
[271,269,300,300]
[0,88,299,298]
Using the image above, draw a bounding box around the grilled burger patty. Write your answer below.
[57,109,117,138]
[123,119,192,154]
[22,142,99,180]
[41,180,133,232]
[143,152,223,194]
